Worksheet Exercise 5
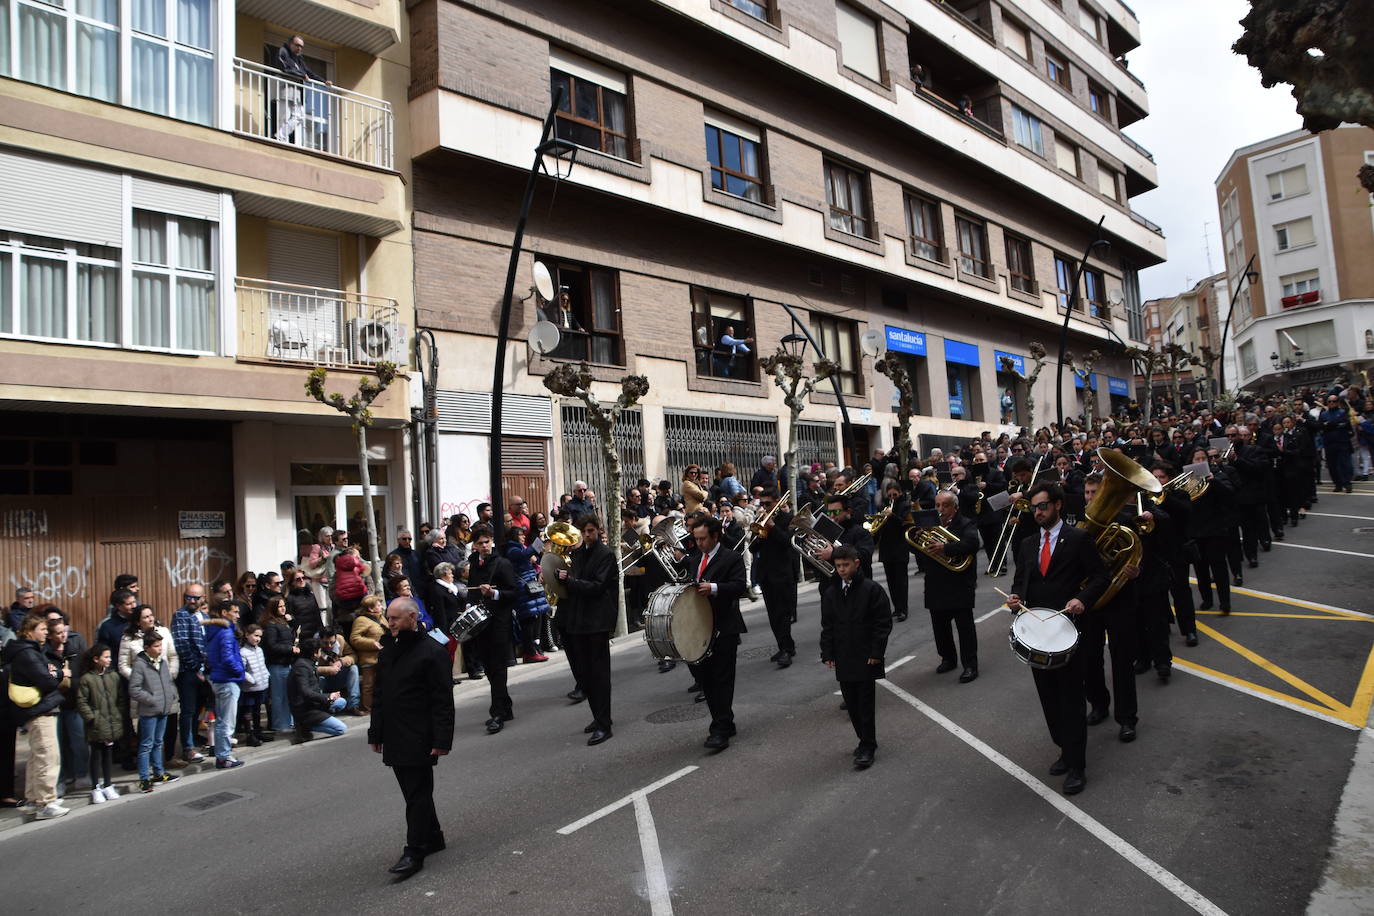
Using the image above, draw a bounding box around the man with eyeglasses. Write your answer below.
[273,35,332,144]
[392,530,425,589]
[565,481,594,519]
[1004,483,1109,796]
[169,584,209,765]
[816,493,873,595]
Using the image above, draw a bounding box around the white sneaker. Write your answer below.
[34,803,69,820]
[229,737,238,746]
[101,785,119,801]
[89,788,106,805]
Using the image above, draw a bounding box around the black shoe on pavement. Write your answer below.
[292,726,313,744]
[703,733,729,751]
[1119,724,1137,743]
[1199,600,1214,611]
[1049,756,1069,776]
[686,683,700,693]
[567,689,586,703]
[854,748,875,769]
[485,718,503,734]
[776,655,792,669]
[1087,706,1109,726]
[1132,659,1151,675]
[893,612,908,622]
[587,728,612,746]
[1220,606,1231,615]
[768,651,784,663]
[935,659,957,674]
[388,854,424,878]
[958,667,978,683]
[1233,575,1244,586]
[693,692,707,703]
[1063,771,1086,795]
[1249,558,1259,567]
[658,660,676,673]
[1260,541,1271,552]
[1185,633,1199,647]
[1157,665,1172,681]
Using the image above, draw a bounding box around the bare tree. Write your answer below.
[1065,348,1103,430]
[997,341,1048,432]
[1123,346,1169,424]
[762,349,837,508]
[874,351,915,466]
[305,362,399,595]
[1163,343,1193,417]
[542,362,650,637]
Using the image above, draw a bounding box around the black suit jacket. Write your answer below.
[466,553,517,622]
[680,544,748,636]
[366,628,455,768]
[749,510,796,585]
[1011,523,1109,619]
[561,540,617,634]
[875,496,912,563]
[914,512,981,610]
[819,574,892,680]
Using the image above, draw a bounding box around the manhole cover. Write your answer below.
[170,789,254,817]
[739,646,776,660]
[645,704,709,724]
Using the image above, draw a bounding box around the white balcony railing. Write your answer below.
[232,59,394,170]
[236,278,408,370]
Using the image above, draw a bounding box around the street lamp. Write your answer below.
[1055,217,1110,429]
[780,332,808,359]
[1271,347,1304,371]
[1215,254,1260,398]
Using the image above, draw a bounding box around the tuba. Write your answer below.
[646,516,689,583]
[787,512,839,577]
[539,521,582,604]
[1078,448,1162,608]
[1154,469,1208,502]
[904,523,972,572]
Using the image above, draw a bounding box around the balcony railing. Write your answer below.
[1130,209,1164,237]
[1120,132,1155,163]
[232,59,394,170]
[1115,58,1146,90]
[236,278,408,370]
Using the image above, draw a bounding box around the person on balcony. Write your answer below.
[274,35,332,144]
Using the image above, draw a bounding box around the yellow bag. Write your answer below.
[7,680,40,708]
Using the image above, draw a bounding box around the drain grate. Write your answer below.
[171,789,253,817]
[645,704,710,724]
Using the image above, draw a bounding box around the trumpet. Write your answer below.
[904,524,972,572]
[744,490,791,547]
[1134,492,1155,534]
[863,505,893,535]
[837,472,872,497]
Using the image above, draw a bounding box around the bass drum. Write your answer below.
[642,584,714,665]
[1008,607,1078,670]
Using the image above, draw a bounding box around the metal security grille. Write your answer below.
[559,404,645,505]
[794,419,838,469]
[664,411,778,483]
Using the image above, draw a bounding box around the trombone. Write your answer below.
[742,490,791,551]
[987,453,1045,576]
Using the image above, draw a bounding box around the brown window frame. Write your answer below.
[904,192,945,263]
[704,121,766,203]
[691,288,758,382]
[541,259,625,366]
[551,68,632,160]
[1084,268,1108,319]
[1005,233,1037,294]
[1045,51,1070,89]
[1054,253,1074,311]
[1087,82,1109,120]
[725,0,775,23]
[809,313,863,395]
[824,158,873,239]
[955,214,991,279]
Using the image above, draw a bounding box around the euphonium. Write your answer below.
[904,524,972,572]
[863,505,892,534]
[539,521,583,604]
[787,513,838,576]
[1077,448,1162,608]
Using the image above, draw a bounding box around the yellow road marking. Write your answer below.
[1348,641,1374,726]
[1194,621,1349,712]
[1172,659,1362,726]
[1195,611,1370,621]
[1187,579,1371,619]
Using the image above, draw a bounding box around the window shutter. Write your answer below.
[436,390,554,437]
[267,225,341,289]
[0,150,122,247]
[131,176,222,222]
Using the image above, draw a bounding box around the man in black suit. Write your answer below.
[557,514,617,746]
[749,493,798,668]
[875,482,912,623]
[1006,483,1109,796]
[679,516,748,750]
[819,545,892,769]
[914,491,982,682]
[465,526,518,734]
[817,492,874,593]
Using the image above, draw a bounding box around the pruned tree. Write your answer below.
[997,341,1048,432]
[874,351,915,467]
[1163,343,1193,417]
[1065,348,1103,430]
[543,362,650,637]
[1123,346,1169,424]
[1195,345,1220,403]
[305,362,399,595]
[762,349,837,510]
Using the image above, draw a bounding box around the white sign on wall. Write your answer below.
[437,433,491,524]
[178,510,226,539]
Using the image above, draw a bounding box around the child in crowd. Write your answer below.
[819,545,892,770]
[126,630,180,794]
[76,643,124,804]
[238,624,273,747]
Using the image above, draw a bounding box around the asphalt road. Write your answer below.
[3,486,1371,916]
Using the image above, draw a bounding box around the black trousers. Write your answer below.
[391,764,442,856]
[1032,640,1088,771]
[1168,559,1196,636]
[928,605,978,667]
[1135,588,1173,669]
[1266,490,1286,536]
[1238,504,1268,561]
[473,613,513,719]
[687,634,739,737]
[759,577,797,655]
[880,556,909,618]
[1082,605,1138,725]
[838,679,877,750]
[0,721,15,799]
[1194,536,1232,610]
[564,631,612,729]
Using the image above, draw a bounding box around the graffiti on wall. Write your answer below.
[9,550,91,602]
[438,499,487,523]
[162,546,234,588]
[1,510,49,539]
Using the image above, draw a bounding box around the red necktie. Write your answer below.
[698,552,709,581]
[1039,531,1052,576]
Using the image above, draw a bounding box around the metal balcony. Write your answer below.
[236,278,407,370]
[232,58,394,170]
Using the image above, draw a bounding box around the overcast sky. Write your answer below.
[1126,0,1302,300]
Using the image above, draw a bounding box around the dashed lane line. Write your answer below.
[1271,541,1374,559]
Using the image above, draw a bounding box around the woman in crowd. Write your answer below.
[501,527,550,663]
[681,464,707,515]
[118,606,179,682]
[260,596,298,732]
[284,567,322,639]
[389,578,433,630]
[382,554,407,600]
[3,614,67,818]
[234,572,258,609]
[350,595,387,712]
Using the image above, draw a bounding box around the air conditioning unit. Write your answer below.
[348,317,406,366]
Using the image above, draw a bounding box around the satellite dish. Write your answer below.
[860,328,883,358]
[1107,288,1125,306]
[533,261,555,301]
[529,320,561,356]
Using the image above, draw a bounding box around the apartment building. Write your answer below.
[409,0,1166,514]
[1216,125,1374,395]
[1140,271,1230,401]
[0,0,414,634]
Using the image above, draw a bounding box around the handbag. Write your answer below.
[8,680,40,709]
[524,580,546,598]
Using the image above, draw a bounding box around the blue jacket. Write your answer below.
[203,619,245,685]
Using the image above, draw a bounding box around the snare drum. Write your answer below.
[642,584,714,664]
[449,603,491,643]
[1008,607,1078,670]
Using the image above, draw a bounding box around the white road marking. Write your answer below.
[879,679,1229,916]
[633,793,673,916]
[1271,541,1374,559]
[1304,511,1374,521]
[1185,580,1373,619]
[1172,664,1360,732]
[557,766,697,835]
[976,607,1009,624]
[837,655,916,694]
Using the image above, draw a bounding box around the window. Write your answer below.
[1267,165,1310,201]
[551,51,630,159]
[0,233,120,344]
[1122,261,1144,341]
[955,214,990,278]
[1275,217,1315,251]
[1281,319,1337,360]
[810,314,861,394]
[1054,254,1074,311]
[1004,18,1030,59]
[825,159,873,238]
[3,0,215,125]
[726,0,771,20]
[1280,269,1320,304]
[835,2,882,81]
[1097,162,1120,201]
[1011,106,1045,157]
[704,113,765,203]
[1239,340,1256,378]
[541,260,623,365]
[130,210,217,351]
[1055,138,1080,177]
[1046,52,1070,89]
[1079,5,1102,42]
[1083,268,1107,319]
[1005,233,1037,294]
[692,288,756,381]
[1088,83,1109,119]
[904,192,945,262]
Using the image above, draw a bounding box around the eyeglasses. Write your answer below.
[1029,501,1052,511]
[398,536,412,541]
[824,508,842,516]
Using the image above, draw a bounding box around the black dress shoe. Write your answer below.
[935,659,957,674]
[1087,706,1109,725]
[388,854,424,877]
[1273,530,1284,541]
[1220,606,1231,616]
[703,734,729,751]
[958,667,978,683]
[485,717,503,734]
[1119,724,1137,743]
[1156,665,1171,681]
[854,748,875,768]
[776,655,792,669]
[584,721,598,734]
[1063,770,1086,795]
[1260,541,1271,552]
[686,683,701,693]
[893,612,908,622]
[768,650,783,663]
[1198,600,1213,611]
[658,660,676,673]
[853,744,865,758]
[1185,633,1199,647]
[1233,575,1243,586]
[1132,659,1151,675]
[1049,756,1069,776]
[1248,560,1258,569]
[693,692,707,703]
[587,728,613,746]
[567,689,586,703]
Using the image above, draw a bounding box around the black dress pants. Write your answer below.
[1194,536,1232,610]
[881,556,909,618]
[1032,641,1088,771]
[1082,605,1138,726]
[564,631,612,729]
[687,634,739,737]
[1135,588,1173,669]
[759,578,797,656]
[838,679,877,750]
[473,612,513,719]
[928,605,978,668]
[1169,559,1196,636]
[1238,504,1268,561]
[391,764,442,856]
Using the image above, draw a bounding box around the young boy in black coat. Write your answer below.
[819,545,892,769]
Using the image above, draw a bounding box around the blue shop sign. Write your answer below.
[1074,373,1099,391]
[885,325,926,356]
[944,338,980,367]
[994,350,1025,375]
[948,396,964,418]
[1108,376,1130,397]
